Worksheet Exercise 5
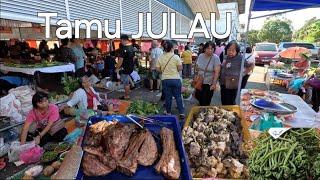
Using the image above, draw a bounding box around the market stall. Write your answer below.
[0,63,75,75]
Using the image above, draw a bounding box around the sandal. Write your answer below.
[119,96,130,100]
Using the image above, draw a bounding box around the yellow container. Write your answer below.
[184,105,251,142]
[184,106,251,180]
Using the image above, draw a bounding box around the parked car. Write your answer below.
[278,42,319,59]
[254,43,278,65]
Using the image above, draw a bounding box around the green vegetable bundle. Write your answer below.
[62,74,80,95]
[248,128,320,179]
[128,100,161,116]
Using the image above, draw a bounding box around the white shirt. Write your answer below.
[67,87,101,110]
[245,53,255,64]
[150,48,163,70]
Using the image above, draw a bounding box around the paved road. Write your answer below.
[107,66,287,115]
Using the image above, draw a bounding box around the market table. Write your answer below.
[0,63,75,75]
[241,89,319,130]
[280,93,319,128]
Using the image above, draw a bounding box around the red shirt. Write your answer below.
[86,89,95,109]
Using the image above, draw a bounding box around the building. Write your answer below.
[193,1,245,44]
[0,0,218,41]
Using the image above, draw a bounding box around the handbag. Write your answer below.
[161,55,175,73]
[49,119,65,136]
[192,56,212,90]
[225,76,239,89]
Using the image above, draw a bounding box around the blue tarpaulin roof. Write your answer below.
[253,0,320,11]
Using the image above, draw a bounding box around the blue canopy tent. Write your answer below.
[236,0,320,104]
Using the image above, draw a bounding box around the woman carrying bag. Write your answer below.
[193,42,221,106]
[220,41,249,105]
[156,40,185,119]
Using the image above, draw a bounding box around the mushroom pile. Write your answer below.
[182,107,248,178]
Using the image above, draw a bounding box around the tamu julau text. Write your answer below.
[38,12,232,39]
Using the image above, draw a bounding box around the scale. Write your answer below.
[249,98,298,131]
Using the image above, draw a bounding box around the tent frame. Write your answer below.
[236,0,320,104]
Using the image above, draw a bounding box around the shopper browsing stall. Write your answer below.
[241,47,255,89]
[70,36,87,77]
[220,41,249,105]
[156,40,184,118]
[116,35,135,100]
[149,40,163,92]
[194,41,221,106]
[181,46,193,78]
[20,92,67,146]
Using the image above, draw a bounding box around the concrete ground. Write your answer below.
[106,66,287,115]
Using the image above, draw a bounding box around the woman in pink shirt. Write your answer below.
[20,92,67,146]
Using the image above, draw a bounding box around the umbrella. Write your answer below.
[279,47,311,60]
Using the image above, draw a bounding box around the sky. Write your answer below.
[239,0,320,31]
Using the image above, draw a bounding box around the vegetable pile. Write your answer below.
[62,74,80,95]
[248,128,320,179]
[41,151,58,164]
[127,100,161,116]
[5,61,63,68]
[182,79,193,99]
[48,92,69,104]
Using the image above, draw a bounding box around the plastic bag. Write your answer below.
[19,146,43,164]
[8,141,35,162]
[63,128,83,144]
[250,113,283,132]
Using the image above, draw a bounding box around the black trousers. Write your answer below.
[195,84,214,106]
[26,128,68,146]
[221,85,238,105]
[241,74,250,89]
[312,87,320,112]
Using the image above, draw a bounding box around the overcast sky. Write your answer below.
[239,0,320,31]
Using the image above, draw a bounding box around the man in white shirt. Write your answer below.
[149,40,163,91]
[242,47,255,89]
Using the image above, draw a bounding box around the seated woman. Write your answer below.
[20,92,67,146]
[64,76,113,112]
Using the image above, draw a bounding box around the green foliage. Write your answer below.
[61,74,80,95]
[128,100,161,116]
[258,19,293,44]
[294,17,320,43]
[247,30,261,46]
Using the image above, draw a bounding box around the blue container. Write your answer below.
[76,115,192,180]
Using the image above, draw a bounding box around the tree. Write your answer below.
[294,17,320,43]
[247,30,260,46]
[258,19,293,44]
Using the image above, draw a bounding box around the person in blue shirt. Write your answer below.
[70,36,87,77]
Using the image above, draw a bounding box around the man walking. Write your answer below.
[116,35,135,100]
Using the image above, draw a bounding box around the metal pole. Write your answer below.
[236,0,255,105]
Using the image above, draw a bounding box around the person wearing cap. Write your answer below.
[116,35,135,100]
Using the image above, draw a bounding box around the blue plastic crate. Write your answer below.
[76,115,192,180]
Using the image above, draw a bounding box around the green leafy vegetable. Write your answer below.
[128,100,161,116]
[62,74,80,95]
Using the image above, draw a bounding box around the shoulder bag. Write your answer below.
[192,56,212,90]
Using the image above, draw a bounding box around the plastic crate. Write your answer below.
[76,115,192,180]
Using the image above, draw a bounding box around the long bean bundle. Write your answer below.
[248,128,320,179]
